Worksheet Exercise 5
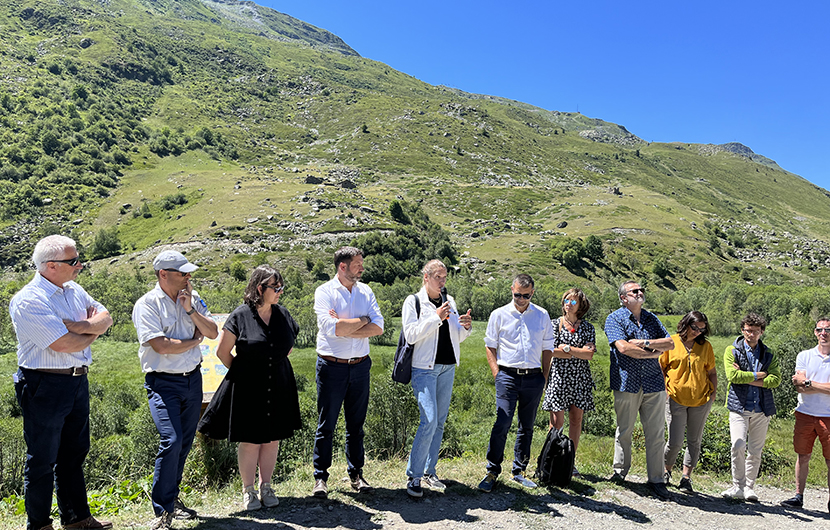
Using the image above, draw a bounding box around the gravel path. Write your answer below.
[188,474,829,530]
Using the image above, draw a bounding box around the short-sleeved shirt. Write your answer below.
[484,302,554,369]
[314,276,384,359]
[605,306,669,393]
[660,334,716,407]
[132,282,212,373]
[10,273,107,369]
[795,346,830,417]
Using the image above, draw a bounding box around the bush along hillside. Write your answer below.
[2,0,830,293]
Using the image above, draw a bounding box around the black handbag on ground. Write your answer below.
[391,294,420,384]
[535,426,575,487]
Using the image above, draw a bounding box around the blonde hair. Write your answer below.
[421,259,447,284]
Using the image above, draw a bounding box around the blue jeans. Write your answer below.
[145,371,203,516]
[406,364,456,479]
[313,356,372,481]
[485,369,545,476]
[15,369,92,530]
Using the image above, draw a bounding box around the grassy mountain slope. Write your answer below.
[0,0,828,289]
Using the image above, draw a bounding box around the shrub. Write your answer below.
[89,227,121,260]
[364,374,418,459]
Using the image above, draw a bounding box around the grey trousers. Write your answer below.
[664,396,714,471]
[613,388,667,484]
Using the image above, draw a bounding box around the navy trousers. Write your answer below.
[15,368,92,530]
[312,356,372,481]
[145,370,202,516]
[485,370,545,476]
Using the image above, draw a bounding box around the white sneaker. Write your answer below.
[721,485,744,500]
[260,482,279,507]
[243,485,262,510]
[511,474,538,489]
[744,486,759,502]
[423,474,447,491]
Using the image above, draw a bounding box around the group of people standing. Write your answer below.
[8,237,830,530]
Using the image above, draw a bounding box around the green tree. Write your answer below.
[89,227,121,260]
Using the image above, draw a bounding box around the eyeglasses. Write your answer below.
[690,324,706,333]
[44,257,81,266]
[815,328,830,334]
[264,284,284,294]
[163,269,189,277]
[742,328,762,336]
[627,288,645,295]
[564,299,578,306]
[513,292,533,300]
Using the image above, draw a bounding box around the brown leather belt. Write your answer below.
[29,366,89,376]
[320,355,368,365]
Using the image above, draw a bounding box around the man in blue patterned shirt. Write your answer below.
[10,235,113,530]
[604,280,674,500]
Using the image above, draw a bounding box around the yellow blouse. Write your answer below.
[659,334,716,407]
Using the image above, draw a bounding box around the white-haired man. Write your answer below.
[10,235,113,530]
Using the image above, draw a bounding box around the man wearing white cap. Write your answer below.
[132,250,218,530]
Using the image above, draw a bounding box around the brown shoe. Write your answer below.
[350,472,373,493]
[312,479,328,499]
[63,516,113,529]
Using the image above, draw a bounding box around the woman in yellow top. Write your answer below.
[659,311,717,493]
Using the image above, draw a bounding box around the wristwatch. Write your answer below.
[186,307,196,315]
[562,344,571,354]
[805,380,812,388]
[644,340,651,347]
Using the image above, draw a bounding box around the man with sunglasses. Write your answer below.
[604,280,674,500]
[478,274,554,492]
[722,313,779,502]
[132,250,218,530]
[780,318,830,513]
[10,235,114,530]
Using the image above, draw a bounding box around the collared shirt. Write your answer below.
[484,301,554,369]
[132,282,212,373]
[9,272,107,369]
[795,346,830,417]
[605,306,669,393]
[314,276,384,359]
[660,334,716,407]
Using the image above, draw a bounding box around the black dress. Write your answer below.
[198,303,302,443]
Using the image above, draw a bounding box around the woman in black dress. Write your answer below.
[541,288,596,475]
[197,265,301,510]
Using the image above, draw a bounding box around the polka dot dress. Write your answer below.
[542,317,596,412]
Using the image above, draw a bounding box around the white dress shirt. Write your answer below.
[315,276,384,359]
[132,282,212,373]
[484,301,554,369]
[10,273,106,369]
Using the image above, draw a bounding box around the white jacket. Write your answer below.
[402,286,472,370]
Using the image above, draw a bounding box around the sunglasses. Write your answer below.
[44,257,82,266]
[163,269,189,277]
[513,292,533,300]
[690,324,706,333]
[627,288,645,295]
[263,284,285,294]
[815,328,830,334]
[564,299,578,306]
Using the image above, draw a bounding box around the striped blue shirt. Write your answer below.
[9,273,107,369]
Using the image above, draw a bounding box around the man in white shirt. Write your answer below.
[781,317,830,513]
[132,250,218,530]
[10,235,113,530]
[478,274,554,492]
[311,246,384,499]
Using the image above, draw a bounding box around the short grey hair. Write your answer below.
[618,280,639,305]
[33,235,76,273]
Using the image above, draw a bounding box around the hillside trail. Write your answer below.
[186,473,828,530]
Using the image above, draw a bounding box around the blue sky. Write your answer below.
[258,1,829,189]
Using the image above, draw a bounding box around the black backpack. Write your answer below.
[535,427,575,487]
[391,295,420,384]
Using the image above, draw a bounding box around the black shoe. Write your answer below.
[610,472,625,483]
[173,497,197,519]
[780,494,803,508]
[649,481,671,501]
[678,476,694,493]
[406,477,423,498]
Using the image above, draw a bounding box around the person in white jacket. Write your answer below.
[402,259,472,497]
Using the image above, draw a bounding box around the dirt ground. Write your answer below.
[177,473,829,530]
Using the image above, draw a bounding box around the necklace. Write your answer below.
[563,317,578,334]
[683,341,694,354]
